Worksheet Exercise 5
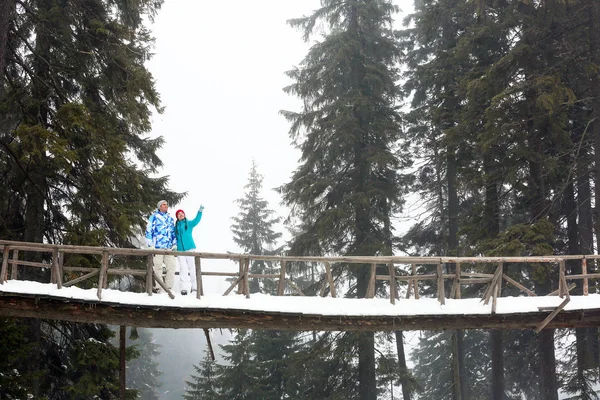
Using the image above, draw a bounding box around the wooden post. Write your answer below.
[237,258,244,295]
[119,326,126,400]
[367,263,376,298]
[0,245,8,284]
[582,258,588,296]
[389,262,397,304]
[558,260,566,298]
[406,264,413,299]
[56,251,64,289]
[437,263,445,305]
[97,251,109,300]
[277,260,286,296]
[195,256,202,299]
[243,258,250,298]
[51,248,59,285]
[204,328,215,361]
[492,263,503,314]
[325,262,336,298]
[146,255,154,295]
[10,249,18,280]
[455,262,461,299]
[412,264,419,299]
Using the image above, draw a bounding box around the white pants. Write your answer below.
[153,254,176,291]
[177,251,197,292]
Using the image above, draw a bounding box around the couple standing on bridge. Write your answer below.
[145,200,204,295]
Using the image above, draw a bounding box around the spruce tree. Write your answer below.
[231,161,282,294]
[281,1,408,398]
[184,350,221,400]
[0,0,181,248]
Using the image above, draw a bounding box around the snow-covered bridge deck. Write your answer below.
[1,240,600,331]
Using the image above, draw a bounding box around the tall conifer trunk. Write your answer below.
[484,152,504,400]
[528,127,558,400]
[0,0,10,85]
[447,146,466,400]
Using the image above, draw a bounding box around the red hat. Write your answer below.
[175,209,185,217]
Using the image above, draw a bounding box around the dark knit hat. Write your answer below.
[175,209,185,217]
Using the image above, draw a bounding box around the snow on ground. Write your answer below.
[1,280,600,316]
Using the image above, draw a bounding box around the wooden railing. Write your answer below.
[1,240,599,332]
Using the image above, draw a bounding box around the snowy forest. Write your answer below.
[1,0,600,399]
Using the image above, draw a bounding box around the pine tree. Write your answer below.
[231,161,282,294]
[184,350,221,400]
[0,0,181,248]
[280,1,408,398]
[214,330,259,399]
[0,317,40,398]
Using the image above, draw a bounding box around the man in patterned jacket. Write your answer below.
[145,200,177,293]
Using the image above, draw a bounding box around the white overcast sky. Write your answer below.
[145,1,414,255]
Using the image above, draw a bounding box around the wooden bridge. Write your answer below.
[1,240,600,332]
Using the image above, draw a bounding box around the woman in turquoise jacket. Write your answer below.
[174,205,204,295]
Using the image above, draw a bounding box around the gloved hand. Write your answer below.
[199,205,205,212]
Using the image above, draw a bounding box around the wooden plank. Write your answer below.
[0,245,9,284]
[287,279,305,296]
[460,278,493,284]
[502,274,536,296]
[248,273,279,278]
[385,274,438,281]
[567,273,600,280]
[223,275,244,296]
[152,270,175,299]
[460,272,494,278]
[63,267,101,272]
[535,297,570,333]
[483,265,502,306]
[63,270,100,287]
[106,269,147,276]
[201,271,238,277]
[548,283,576,296]
[4,293,600,331]
[7,259,47,268]
[367,263,376,299]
